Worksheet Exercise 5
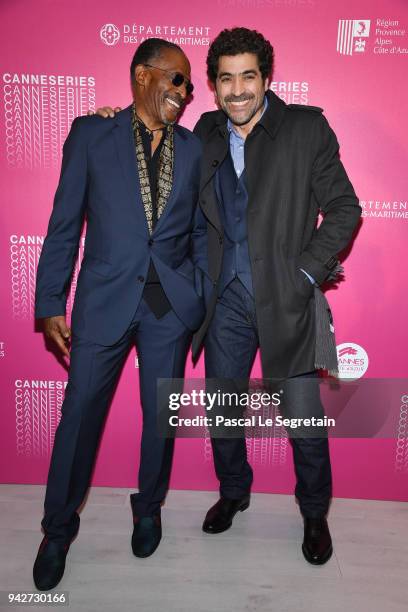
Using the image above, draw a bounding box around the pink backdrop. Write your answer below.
[1,0,407,501]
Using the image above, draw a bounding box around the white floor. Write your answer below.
[0,485,407,612]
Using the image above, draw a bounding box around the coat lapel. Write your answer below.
[200,121,229,234]
[200,122,229,190]
[245,91,286,215]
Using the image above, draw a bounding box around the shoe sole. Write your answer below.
[202,500,250,534]
[301,543,333,565]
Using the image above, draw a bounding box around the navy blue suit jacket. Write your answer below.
[35,104,205,345]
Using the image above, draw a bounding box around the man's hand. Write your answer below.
[43,316,71,358]
[87,106,122,118]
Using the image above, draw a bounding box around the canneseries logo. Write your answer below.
[205,435,289,467]
[204,404,289,467]
[204,436,289,467]
[99,23,211,47]
[270,81,310,105]
[10,234,84,320]
[247,431,288,467]
[337,19,408,56]
[15,379,67,457]
[395,394,408,474]
[336,342,369,380]
[2,72,96,169]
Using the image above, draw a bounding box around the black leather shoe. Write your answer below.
[202,495,250,534]
[302,517,333,565]
[33,537,70,591]
[131,515,162,558]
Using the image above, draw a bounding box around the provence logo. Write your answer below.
[100,23,121,46]
[337,20,371,55]
[336,342,369,380]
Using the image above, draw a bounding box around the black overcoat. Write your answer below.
[192,90,361,378]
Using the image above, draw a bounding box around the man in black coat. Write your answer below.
[191,28,360,565]
[94,27,361,565]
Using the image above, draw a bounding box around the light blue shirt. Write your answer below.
[227,95,269,178]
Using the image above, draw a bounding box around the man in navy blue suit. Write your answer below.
[33,39,204,590]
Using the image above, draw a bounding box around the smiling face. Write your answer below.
[215,52,268,131]
[134,47,191,128]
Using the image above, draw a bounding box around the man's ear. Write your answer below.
[212,84,221,110]
[134,64,149,88]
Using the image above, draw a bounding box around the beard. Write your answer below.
[220,94,264,127]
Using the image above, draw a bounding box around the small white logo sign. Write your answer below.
[337,20,371,55]
[100,23,121,46]
[336,342,369,380]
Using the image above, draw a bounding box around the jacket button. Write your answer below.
[202,199,207,206]
[138,275,144,283]
[148,239,153,246]
[219,236,223,244]
[212,160,219,167]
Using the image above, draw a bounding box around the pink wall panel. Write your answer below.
[1,0,407,501]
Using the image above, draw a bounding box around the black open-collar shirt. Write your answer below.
[137,121,171,318]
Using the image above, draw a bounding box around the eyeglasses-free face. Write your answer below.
[144,63,194,96]
[215,52,267,131]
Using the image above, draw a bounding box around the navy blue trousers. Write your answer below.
[205,278,332,518]
[41,298,191,543]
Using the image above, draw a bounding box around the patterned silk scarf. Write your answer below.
[131,103,174,234]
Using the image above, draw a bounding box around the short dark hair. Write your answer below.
[206,27,274,83]
[130,38,184,85]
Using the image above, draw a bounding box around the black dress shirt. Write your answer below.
[139,122,172,318]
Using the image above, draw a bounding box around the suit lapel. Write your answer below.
[114,107,183,236]
[113,105,150,237]
[152,126,183,234]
